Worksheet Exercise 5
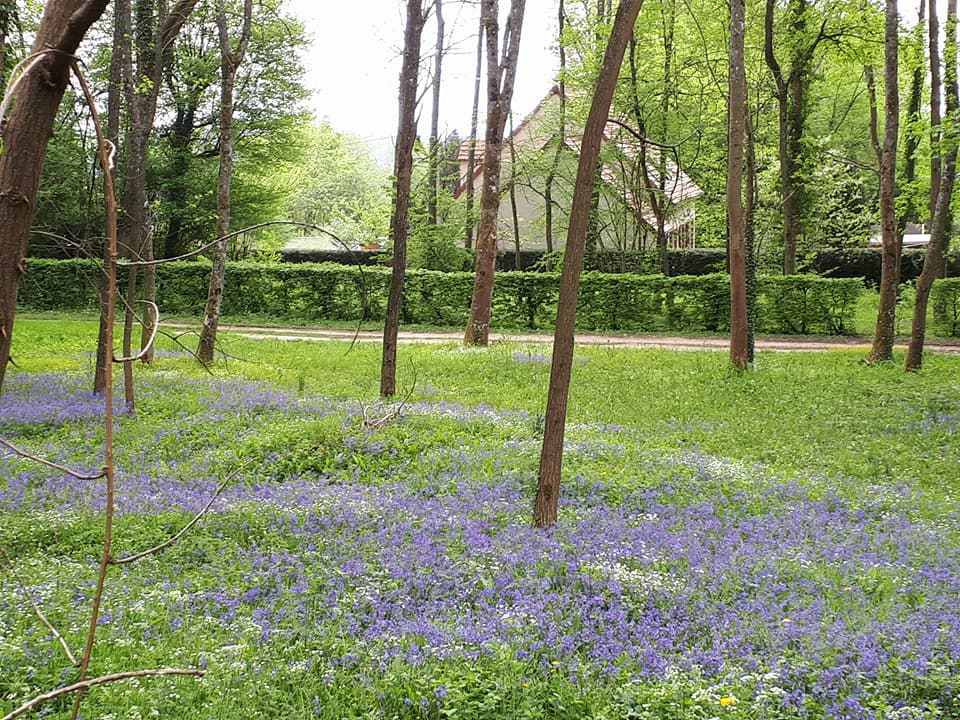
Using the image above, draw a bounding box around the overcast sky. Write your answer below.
[288,0,558,164]
[288,0,938,166]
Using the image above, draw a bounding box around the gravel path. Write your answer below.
[166,322,960,354]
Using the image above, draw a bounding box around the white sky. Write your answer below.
[288,0,559,164]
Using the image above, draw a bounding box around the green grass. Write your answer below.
[3,317,960,719]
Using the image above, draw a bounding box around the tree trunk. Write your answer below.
[657,0,674,275]
[197,0,253,365]
[899,1,926,235]
[464,0,527,347]
[95,0,133,395]
[929,0,942,218]
[907,0,957,371]
[508,113,521,269]
[464,13,483,250]
[544,0,566,255]
[728,0,749,369]
[745,107,758,363]
[427,0,443,226]
[534,0,644,529]
[120,0,199,372]
[0,0,110,393]
[868,0,900,364]
[0,0,16,95]
[381,0,425,397]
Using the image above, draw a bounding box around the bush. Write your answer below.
[932,279,960,336]
[810,248,960,285]
[19,259,863,335]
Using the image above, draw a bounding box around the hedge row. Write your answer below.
[933,279,960,336]
[809,248,960,285]
[19,258,864,335]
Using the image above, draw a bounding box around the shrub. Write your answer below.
[19,259,863,335]
[932,279,960,336]
[810,248,960,285]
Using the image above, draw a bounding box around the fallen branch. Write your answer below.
[0,548,78,667]
[110,461,252,566]
[0,668,205,720]
[0,438,105,481]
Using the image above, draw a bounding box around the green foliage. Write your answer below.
[20,259,862,336]
[932,279,960,336]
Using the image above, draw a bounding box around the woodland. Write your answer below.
[0,0,959,718]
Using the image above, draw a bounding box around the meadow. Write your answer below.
[2,317,959,719]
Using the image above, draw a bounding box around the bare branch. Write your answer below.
[110,462,253,566]
[0,548,78,667]
[0,438,105,481]
[1,668,204,720]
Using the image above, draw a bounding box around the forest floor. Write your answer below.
[3,317,960,719]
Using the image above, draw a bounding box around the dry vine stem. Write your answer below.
[0,58,202,720]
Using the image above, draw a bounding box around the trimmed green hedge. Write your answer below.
[933,279,960,336]
[19,259,863,335]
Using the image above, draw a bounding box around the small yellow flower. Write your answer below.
[719,696,738,708]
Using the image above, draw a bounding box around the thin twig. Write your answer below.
[0,548,78,667]
[0,438,105,481]
[0,668,205,720]
[110,461,253,566]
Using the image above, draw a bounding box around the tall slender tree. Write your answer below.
[0,0,111,393]
[728,0,749,369]
[464,13,484,250]
[381,0,427,397]
[197,0,255,365]
[534,0,645,529]
[930,0,942,217]
[544,0,567,255]
[121,0,200,369]
[464,0,527,347]
[95,0,134,395]
[427,0,444,226]
[867,0,900,363]
[906,0,958,371]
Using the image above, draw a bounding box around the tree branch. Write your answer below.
[0,438,105,481]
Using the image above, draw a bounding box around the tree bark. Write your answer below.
[656,0,675,274]
[745,106,758,363]
[381,0,425,397]
[464,0,527,346]
[868,0,900,364]
[0,0,111,393]
[464,13,483,250]
[534,0,644,529]
[899,1,926,235]
[508,112,521,269]
[728,0,749,369]
[197,0,253,365]
[427,0,443,226]
[907,0,957,371]
[929,0,942,218]
[95,0,133,395]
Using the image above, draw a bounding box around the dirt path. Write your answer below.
[165,322,960,354]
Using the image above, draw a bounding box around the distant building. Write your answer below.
[868,223,931,249]
[455,87,703,255]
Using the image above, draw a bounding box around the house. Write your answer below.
[868,223,931,249]
[455,87,703,256]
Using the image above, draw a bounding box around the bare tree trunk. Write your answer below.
[656,0,675,274]
[868,0,901,363]
[464,0,527,347]
[381,0,425,397]
[427,0,444,226]
[930,0,942,218]
[120,0,199,373]
[544,0,566,255]
[95,0,133,395]
[907,0,957,371]
[728,0,749,369]
[745,105,758,363]
[899,1,926,236]
[197,0,253,365]
[508,113,521,269]
[534,0,644,529]
[464,13,483,250]
[0,0,110,393]
[0,0,15,95]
